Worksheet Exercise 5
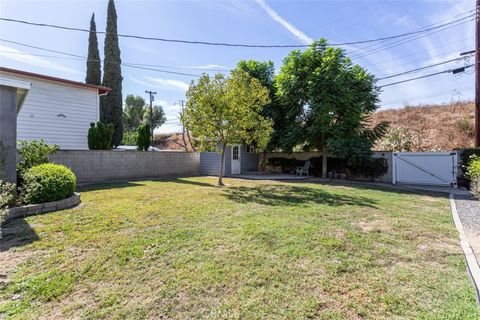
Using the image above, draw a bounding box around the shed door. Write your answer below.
[231,145,241,175]
[393,152,457,186]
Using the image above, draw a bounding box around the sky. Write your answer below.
[0,0,475,133]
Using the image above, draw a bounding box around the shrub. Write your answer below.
[0,180,15,233]
[455,117,473,136]
[136,123,151,151]
[22,164,76,204]
[309,157,346,176]
[376,127,417,152]
[17,140,59,176]
[348,157,389,181]
[460,148,480,171]
[267,157,304,173]
[122,130,138,145]
[88,122,114,150]
[458,148,480,188]
[466,155,480,197]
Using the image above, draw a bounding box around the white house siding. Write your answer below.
[4,72,99,150]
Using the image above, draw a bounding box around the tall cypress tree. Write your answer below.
[85,13,101,85]
[101,0,123,147]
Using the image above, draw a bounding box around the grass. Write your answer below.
[0,177,479,319]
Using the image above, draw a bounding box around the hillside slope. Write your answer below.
[372,101,475,151]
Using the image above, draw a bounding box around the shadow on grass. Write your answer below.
[77,181,146,192]
[223,184,379,208]
[173,178,217,188]
[314,180,450,199]
[0,218,39,252]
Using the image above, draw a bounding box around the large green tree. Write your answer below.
[181,70,273,186]
[235,60,296,170]
[276,39,388,178]
[85,13,101,85]
[123,95,145,131]
[123,94,166,132]
[142,105,166,130]
[101,0,123,147]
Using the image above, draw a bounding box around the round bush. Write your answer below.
[22,163,76,204]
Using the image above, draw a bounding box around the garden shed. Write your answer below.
[200,144,259,176]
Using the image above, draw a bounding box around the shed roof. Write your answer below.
[0,66,111,94]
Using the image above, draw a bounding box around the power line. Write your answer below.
[379,64,474,88]
[0,40,473,88]
[0,11,475,48]
[367,42,474,75]
[0,38,474,87]
[0,38,203,77]
[350,15,474,60]
[123,64,201,77]
[380,86,473,105]
[376,56,471,81]
[0,38,230,72]
[347,9,475,58]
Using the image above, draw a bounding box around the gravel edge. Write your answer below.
[450,194,480,304]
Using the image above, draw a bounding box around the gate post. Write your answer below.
[392,153,397,184]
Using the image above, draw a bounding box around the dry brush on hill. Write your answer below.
[372,101,474,151]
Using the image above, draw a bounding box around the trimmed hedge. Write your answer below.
[88,122,114,150]
[22,163,76,205]
[136,123,151,151]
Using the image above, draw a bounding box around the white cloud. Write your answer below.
[126,42,155,54]
[145,76,190,91]
[185,64,230,70]
[133,76,190,92]
[253,0,312,44]
[0,45,82,75]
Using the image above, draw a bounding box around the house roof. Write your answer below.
[0,66,111,94]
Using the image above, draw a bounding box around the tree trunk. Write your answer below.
[261,150,267,172]
[321,135,327,178]
[182,127,188,151]
[186,128,196,152]
[218,144,226,186]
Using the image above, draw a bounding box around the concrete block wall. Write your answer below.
[50,150,200,184]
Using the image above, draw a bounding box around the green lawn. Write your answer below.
[0,178,478,319]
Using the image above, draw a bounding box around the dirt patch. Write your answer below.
[0,249,41,287]
[356,220,392,233]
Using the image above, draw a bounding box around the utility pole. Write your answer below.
[179,99,196,152]
[179,100,188,150]
[476,0,480,147]
[145,90,157,142]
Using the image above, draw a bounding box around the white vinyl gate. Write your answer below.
[392,152,457,187]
